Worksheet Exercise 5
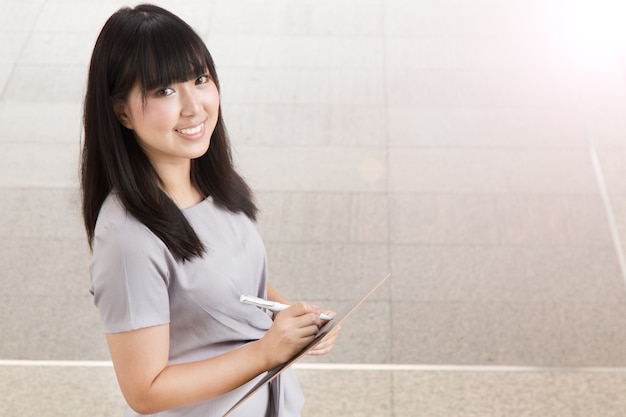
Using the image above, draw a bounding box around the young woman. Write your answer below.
[81,5,339,416]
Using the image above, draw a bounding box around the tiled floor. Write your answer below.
[2,0,626,416]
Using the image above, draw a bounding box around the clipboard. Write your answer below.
[223,273,391,416]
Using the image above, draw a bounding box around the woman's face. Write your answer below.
[116,73,220,171]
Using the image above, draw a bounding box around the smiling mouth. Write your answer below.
[176,123,203,135]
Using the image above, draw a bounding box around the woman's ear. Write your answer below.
[113,100,133,130]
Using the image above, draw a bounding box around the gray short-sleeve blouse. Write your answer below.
[89,194,303,417]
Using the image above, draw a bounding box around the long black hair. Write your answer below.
[81,4,257,262]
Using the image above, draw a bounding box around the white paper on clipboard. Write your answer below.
[223,273,391,416]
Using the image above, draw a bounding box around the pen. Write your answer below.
[240,295,333,320]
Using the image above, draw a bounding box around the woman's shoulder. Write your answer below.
[94,193,165,251]
[95,193,132,232]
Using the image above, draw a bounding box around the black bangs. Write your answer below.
[135,21,215,94]
[111,4,218,99]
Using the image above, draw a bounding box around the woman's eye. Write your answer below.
[155,87,174,97]
[196,75,209,85]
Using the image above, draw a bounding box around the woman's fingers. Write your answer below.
[307,324,341,356]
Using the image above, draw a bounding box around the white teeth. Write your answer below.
[177,124,203,135]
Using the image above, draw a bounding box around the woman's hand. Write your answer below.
[259,302,322,367]
[307,311,341,356]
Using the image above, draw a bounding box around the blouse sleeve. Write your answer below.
[89,207,172,334]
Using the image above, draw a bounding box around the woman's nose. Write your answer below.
[179,86,202,116]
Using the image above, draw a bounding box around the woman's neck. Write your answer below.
[166,182,204,209]
[156,161,204,209]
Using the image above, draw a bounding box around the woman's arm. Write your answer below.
[106,302,322,415]
[267,282,290,304]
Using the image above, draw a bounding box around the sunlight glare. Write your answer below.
[565,0,626,64]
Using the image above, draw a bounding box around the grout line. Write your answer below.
[0,360,113,367]
[587,144,626,285]
[2,360,626,374]
[572,91,626,288]
[294,363,626,373]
